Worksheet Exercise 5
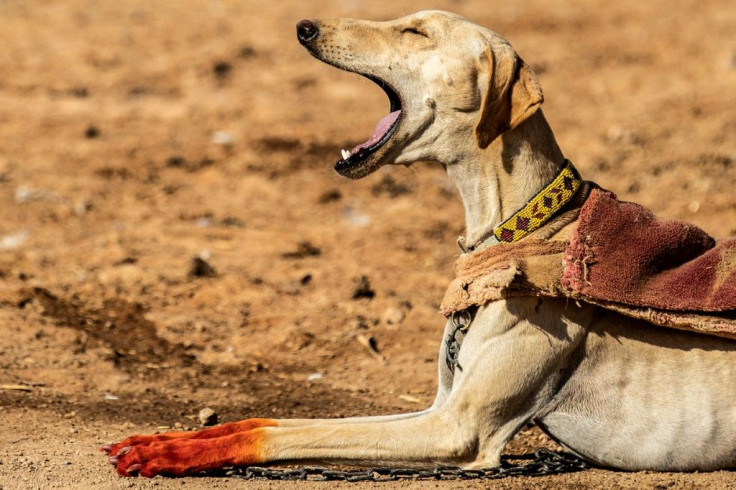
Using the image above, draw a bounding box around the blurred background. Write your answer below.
[0,0,734,487]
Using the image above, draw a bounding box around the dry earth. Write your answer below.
[0,0,734,488]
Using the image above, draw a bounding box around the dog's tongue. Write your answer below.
[351,110,401,153]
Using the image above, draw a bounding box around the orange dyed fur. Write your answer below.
[106,419,276,476]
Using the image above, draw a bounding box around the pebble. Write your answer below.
[198,407,218,426]
[342,206,371,227]
[189,257,217,278]
[15,186,44,203]
[211,130,235,147]
[382,307,405,326]
[0,230,29,250]
[352,276,375,300]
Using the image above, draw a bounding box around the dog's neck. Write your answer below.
[445,110,565,247]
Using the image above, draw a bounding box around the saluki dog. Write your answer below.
[103,11,736,476]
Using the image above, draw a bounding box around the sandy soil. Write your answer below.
[0,0,734,488]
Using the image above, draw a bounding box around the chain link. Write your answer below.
[445,308,474,373]
[224,448,589,482]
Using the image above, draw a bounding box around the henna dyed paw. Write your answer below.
[102,434,177,457]
[112,431,266,477]
[103,418,277,477]
[102,418,276,458]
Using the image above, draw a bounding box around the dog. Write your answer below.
[103,11,736,477]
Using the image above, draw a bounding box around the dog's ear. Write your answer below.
[475,47,543,149]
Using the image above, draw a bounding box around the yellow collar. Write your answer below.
[467,160,582,250]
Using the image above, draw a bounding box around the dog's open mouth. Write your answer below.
[334,75,402,176]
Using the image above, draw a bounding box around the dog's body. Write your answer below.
[104,11,736,477]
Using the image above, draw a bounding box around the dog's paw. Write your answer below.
[110,442,183,477]
[111,431,265,477]
[102,433,179,457]
[102,418,277,458]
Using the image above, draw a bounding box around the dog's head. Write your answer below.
[297,10,544,179]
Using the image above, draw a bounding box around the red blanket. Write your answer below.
[563,189,736,313]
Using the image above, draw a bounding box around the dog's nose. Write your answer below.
[296,19,319,45]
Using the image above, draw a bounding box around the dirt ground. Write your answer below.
[0,0,734,488]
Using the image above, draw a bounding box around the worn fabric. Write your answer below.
[563,189,736,312]
[441,239,568,314]
[441,187,736,340]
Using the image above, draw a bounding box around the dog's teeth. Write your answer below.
[341,149,351,160]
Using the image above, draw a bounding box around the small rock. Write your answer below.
[382,307,405,326]
[198,407,218,427]
[189,257,217,278]
[222,216,245,228]
[318,189,342,204]
[307,373,323,381]
[356,334,384,362]
[85,125,100,139]
[212,61,232,80]
[0,230,29,250]
[74,200,91,216]
[282,241,321,259]
[15,186,53,204]
[348,315,371,330]
[342,206,371,227]
[398,394,421,403]
[352,276,375,300]
[211,130,235,147]
[166,155,186,168]
[239,46,256,59]
[196,217,214,228]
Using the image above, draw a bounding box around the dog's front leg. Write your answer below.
[104,320,457,463]
[109,407,476,476]
[104,319,456,477]
[109,299,588,477]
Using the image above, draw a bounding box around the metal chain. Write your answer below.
[445,309,474,373]
[225,448,589,482]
